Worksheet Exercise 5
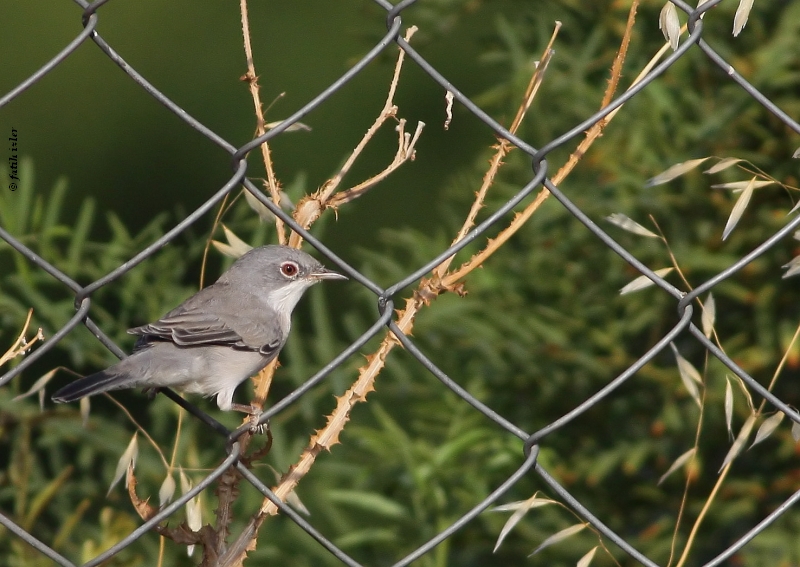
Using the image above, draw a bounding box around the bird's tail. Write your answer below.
[51,371,130,403]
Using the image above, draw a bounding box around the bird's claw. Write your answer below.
[249,417,270,435]
[230,403,269,435]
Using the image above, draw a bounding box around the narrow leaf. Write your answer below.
[221,224,253,257]
[658,448,697,485]
[696,0,712,20]
[645,158,709,187]
[704,158,742,174]
[619,268,673,295]
[733,0,754,36]
[244,189,275,222]
[80,397,90,427]
[732,374,754,411]
[701,293,715,339]
[180,468,202,557]
[792,421,800,443]
[577,546,598,567]
[659,3,681,50]
[211,240,241,259]
[271,466,311,515]
[724,376,734,438]
[244,189,293,222]
[493,493,555,552]
[720,414,756,471]
[606,213,658,238]
[751,412,784,448]
[13,369,58,401]
[670,343,702,406]
[287,491,311,516]
[186,497,202,533]
[782,255,800,279]
[491,496,557,513]
[108,433,138,496]
[673,346,703,384]
[530,523,587,556]
[722,177,756,241]
[126,465,157,521]
[444,90,455,130]
[712,179,774,191]
[264,120,312,132]
[179,468,191,494]
[159,472,176,506]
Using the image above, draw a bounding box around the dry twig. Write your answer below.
[239,0,285,244]
[0,309,44,367]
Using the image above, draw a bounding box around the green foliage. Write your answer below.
[0,159,210,566]
[0,158,205,370]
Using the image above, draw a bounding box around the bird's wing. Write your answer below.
[259,337,282,358]
[129,310,247,348]
[129,283,282,355]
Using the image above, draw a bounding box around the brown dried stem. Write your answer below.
[288,26,423,249]
[213,21,425,565]
[260,0,646,517]
[446,1,641,285]
[258,21,572,518]
[240,0,286,245]
[432,23,560,280]
[326,118,424,208]
[221,1,652,560]
[0,309,44,367]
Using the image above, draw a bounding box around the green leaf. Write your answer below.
[325,489,408,520]
[67,197,95,273]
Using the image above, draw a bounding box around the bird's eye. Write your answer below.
[280,261,299,278]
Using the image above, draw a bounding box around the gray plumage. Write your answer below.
[52,245,345,411]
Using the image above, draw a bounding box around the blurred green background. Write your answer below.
[2,1,800,566]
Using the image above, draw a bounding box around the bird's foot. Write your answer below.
[230,403,269,435]
[143,387,163,401]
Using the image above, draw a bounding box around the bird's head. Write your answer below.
[219,245,346,316]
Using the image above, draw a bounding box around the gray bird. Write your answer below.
[52,245,346,412]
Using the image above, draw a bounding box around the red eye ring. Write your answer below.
[280,261,299,278]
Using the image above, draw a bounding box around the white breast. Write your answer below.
[265,280,315,334]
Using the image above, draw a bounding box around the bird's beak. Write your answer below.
[311,268,348,281]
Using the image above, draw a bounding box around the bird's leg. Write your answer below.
[144,387,162,400]
[230,403,269,434]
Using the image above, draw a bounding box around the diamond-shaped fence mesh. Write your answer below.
[2,0,800,566]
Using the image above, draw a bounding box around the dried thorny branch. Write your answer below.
[259,0,641,520]
[0,309,44,367]
[169,2,652,562]
[172,15,425,566]
[256,20,567,522]
[288,25,423,249]
[326,118,424,208]
[248,25,424,421]
[197,25,423,564]
[446,0,641,285]
[432,23,560,281]
[239,0,285,245]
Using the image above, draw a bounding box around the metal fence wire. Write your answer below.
[2,0,800,565]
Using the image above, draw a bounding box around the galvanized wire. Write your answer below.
[2,0,800,565]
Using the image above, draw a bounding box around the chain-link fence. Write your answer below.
[2,0,800,565]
